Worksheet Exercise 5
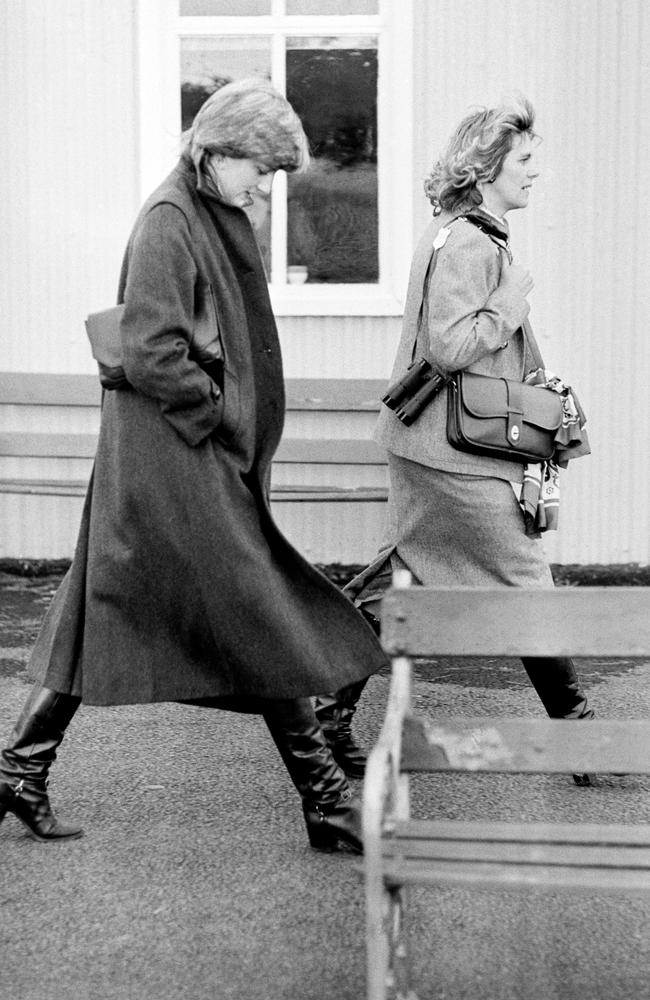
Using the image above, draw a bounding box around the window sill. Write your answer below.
[269,284,405,317]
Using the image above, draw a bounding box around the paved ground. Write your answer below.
[1,572,650,1000]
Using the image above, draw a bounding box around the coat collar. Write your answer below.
[433,204,510,244]
[464,205,510,242]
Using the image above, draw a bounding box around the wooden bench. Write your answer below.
[0,372,388,503]
[363,575,650,1000]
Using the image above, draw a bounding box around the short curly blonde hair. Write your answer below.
[424,96,536,214]
[184,77,310,174]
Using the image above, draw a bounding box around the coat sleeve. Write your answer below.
[425,226,530,373]
[120,202,224,447]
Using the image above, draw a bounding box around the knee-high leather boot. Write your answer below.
[0,685,83,841]
[314,679,369,778]
[521,656,594,786]
[313,605,380,779]
[262,698,362,854]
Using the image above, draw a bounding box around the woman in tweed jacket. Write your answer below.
[336,97,594,777]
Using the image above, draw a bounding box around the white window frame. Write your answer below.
[136,0,413,316]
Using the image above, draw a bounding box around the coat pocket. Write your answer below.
[212,365,242,445]
[192,283,242,445]
[191,282,224,365]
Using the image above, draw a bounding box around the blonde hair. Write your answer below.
[184,77,310,174]
[424,96,536,214]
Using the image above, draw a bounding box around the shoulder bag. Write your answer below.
[445,322,564,464]
[383,214,566,464]
[85,282,223,386]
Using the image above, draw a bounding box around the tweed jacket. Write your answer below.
[375,209,536,483]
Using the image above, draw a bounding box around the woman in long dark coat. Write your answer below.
[0,79,386,852]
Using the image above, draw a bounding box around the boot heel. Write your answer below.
[305,816,341,851]
[303,800,363,854]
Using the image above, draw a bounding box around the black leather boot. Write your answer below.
[262,697,362,854]
[301,796,363,854]
[521,656,594,786]
[314,679,369,778]
[0,685,83,842]
[313,605,379,779]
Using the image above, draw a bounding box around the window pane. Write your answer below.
[180,36,272,273]
[180,1,271,14]
[180,35,271,129]
[287,1,377,13]
[286,37,378,284]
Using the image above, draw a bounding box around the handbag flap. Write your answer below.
[458,372,563,431]
[86,289,223,370]
[85,304,125,368]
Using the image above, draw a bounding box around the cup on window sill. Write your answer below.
[287,265,309,285]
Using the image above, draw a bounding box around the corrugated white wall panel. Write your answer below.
[0,0,140,373]
[0,494,85,560]
[271,500,387,566]
[0,1,140,561]
[277,315,402,379]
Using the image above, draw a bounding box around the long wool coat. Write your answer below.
[28,158,386,706]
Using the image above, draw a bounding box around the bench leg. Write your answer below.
[367,881,419,1000]
[388,886,420,1000]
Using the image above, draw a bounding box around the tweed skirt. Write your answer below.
[348,453,554,604]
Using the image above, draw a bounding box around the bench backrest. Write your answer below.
[0,372,386,414]
[0,372,388,467]
[380,584,650,776]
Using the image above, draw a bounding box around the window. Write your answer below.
[138,1,413,314]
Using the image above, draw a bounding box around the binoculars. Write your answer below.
[382,357,448,426]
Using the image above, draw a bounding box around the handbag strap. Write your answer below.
[413,214,547,372]
[410,216,463,364]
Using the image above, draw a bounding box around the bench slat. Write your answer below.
[0,372,101,406]
[284,378,384,411]
[400,715,650,773]
[384,837,650,869]
[0,432,387,466]
[276,438,386,464]
[0,373,385,411]
[394,819,650,845]
[382,587,650,657]
[0,477,388,503]
[271,486,387,502]
[0,433,97,459]
[0,479,89,497]
[381,859,650,893]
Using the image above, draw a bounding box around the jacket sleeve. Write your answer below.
[120,202,224,447]
[425,226,530,373]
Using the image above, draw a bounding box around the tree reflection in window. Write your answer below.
[286,41,378,283]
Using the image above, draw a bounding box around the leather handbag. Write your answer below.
[85,283,223,387]
[446,362,564,464]
[383,213,567,462]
